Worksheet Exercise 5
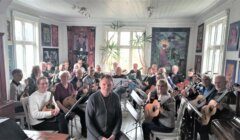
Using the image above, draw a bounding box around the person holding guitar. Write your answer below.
[198,75,236,140]
[29,76,68,133]
[193,74,217,140]
[142,79,175,140]
[55,70,87,137]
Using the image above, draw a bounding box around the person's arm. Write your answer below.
[29,95,52,119]
[85,96,102,139]
[112,95,122,136]
[159,98,175,118]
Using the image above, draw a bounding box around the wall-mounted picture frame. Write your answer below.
[41,23,52,46]
[7,20,12,41]
[225,60,237,85]
[227,21,240,51]
[196,23,204,53]
[51,24,58,47]
[43,48,59,66]
[151,27,190,75]
[194,55,202,74]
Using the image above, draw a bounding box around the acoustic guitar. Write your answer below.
[190,87,216,109]
[144,100,161,120]
[201,89,231,125]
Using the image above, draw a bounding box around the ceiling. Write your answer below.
[11,0,228,21]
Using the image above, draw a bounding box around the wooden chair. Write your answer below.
[20,97,31,129]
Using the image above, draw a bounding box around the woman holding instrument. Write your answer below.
[55,70,87,137]
[142,79,175,140]
[29,76,68,133]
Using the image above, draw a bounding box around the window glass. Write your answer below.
[120,32,130,46]
[15,20,23,41]
[25,22,34,42]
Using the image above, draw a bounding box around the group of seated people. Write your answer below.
[9,59,239,140]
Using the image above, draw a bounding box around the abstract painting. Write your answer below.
[225,60,237,85]
[51,24,58,47]
[67,26,95,68]
[151,28,190,75]
[194,55,202,74]
[41,23,51,46]
[43,48,59,66]
[227,21,240,51]
[196,23,204,53]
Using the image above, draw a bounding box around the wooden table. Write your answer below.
[24,130,69,140]
[0,100,15,119]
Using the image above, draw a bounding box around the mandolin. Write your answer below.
[62,94,77,109]
[42,92,55,111]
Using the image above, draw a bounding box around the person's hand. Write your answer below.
[101,137,108,140]
[53,108,60,116]
[107,135,115,140]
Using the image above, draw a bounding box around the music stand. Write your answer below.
[125,100,141,140]
[125,90,145,140]
[65,95,87,140]
[130,90,144,106]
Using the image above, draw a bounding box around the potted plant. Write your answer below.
[131,31,152,73]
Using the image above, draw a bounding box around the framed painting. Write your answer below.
[227,21,240,51]
[51,24,58,47]
[151,28,190,75]
[67,26,96,68]
[196,23,204,53]
[194,55,202,74]
[43,48,59,66]
[41,23,51,46]
[7,20,12,41]
[225,60,237,85]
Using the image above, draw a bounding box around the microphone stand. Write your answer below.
[65,95,87,140]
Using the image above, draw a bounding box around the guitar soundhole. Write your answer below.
[152,107,156,112]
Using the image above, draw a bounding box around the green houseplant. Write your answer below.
[131,31,152,73]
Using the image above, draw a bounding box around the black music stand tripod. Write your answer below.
[65,95,86,140]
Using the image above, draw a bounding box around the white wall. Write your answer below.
[194,0,240,82]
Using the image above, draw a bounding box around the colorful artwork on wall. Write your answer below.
[227,21,240,51]
[41,23,51,46]
[194,55,202,74]
[196,23,204,53]
[151,28,190,74]
[225,60,237,85]
[43,48,59,66]
[67,26,95,67]
[51,24,58,47]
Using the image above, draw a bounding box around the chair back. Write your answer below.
[174,97,188,132]
[20,97,31,129]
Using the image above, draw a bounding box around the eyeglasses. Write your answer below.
[39,82,48,85]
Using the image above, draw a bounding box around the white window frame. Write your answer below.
[202,13,227,77]
[105,27,145,71]
[13,11,39,78]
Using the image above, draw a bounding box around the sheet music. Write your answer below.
[131,90,144,106]
[113,78,129,87]
[126,100,139,121]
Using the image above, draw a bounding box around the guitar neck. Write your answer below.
[216,89,229,103]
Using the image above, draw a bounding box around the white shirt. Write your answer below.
[29,90,59,125]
